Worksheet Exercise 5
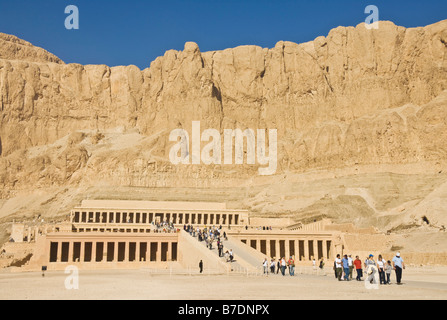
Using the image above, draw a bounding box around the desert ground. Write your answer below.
[1,266,446,300]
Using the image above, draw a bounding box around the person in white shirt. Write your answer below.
[334,254,342,281]
[377,254,386,285]
[392,252,405,285]
[348,255,354,280]
[263,258,269,274]
[280,257,287,276]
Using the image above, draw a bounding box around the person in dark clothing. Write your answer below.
[199,260,203,273]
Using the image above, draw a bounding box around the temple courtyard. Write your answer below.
[1,266,447,300]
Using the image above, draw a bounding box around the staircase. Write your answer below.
[184,229,266,274]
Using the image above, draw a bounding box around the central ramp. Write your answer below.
[221,235,267,271]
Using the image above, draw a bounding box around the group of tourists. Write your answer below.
[258,252,405,284]
[186,224,233,262]
[246,226,273,231]
[152,220,178,233]
[262,256,296,276]
[333,252,406,285]
[187,223,406,285]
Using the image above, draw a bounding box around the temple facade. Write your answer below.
[5,200,348,272]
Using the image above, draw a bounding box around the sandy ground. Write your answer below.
[1,266,447,300]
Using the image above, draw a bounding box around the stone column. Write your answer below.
[167,242,172,261]
[285,239,290,259]
[275,240,281,259]
[313,240,318,260]
[104,242,108,262]
[114,242,118,262]
[125,241,129,262]
[156,242,162,262]
[80,241,85,262]
[57,241,62,262]
[304,239,309,261]
[295,240,299,261]
[92,242,97,262]
[136,242,140,262]
[322,240,328,260]
[266,239,271,258]
[68,241,74,262]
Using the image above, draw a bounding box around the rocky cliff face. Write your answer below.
[0,33,63,64]
[1,20,447,232]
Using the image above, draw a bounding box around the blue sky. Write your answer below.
[0,0,446,69]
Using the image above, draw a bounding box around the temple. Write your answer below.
[1,200,386,272]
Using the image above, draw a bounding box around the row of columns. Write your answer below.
[72,211,240,226]
[49,240,177,263]
[243,238,333,261]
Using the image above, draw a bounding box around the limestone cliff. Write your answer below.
[0,33,64,64]
[1,20,447,237]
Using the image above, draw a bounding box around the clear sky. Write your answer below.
[0,0,446,69]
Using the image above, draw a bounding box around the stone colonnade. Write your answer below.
[46,234,178,264]
[236,233,334,261]
[71,209,246,226]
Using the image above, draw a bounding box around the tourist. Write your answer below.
[377,254,386,284]
[364,254,377,284]
[348,254,354,280]
[392,252,405,285]
[263,258,269,274]
[365,254,376,269]
[342,254,350,281]
[218,242,223,257]
[354,255,363,281]
[229,249,234,262]
[334,254,343,280]
[277,259,281,274]
[270,258,276,273]
[208,238,213,250]
[385,260,393,284]
[288,256,295,276]
[333,260,337,279]
[280,257,287,276]
[199,260,203,273]
[335,254,343,281]
[224,250,230,262]
[319,258,325,271]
